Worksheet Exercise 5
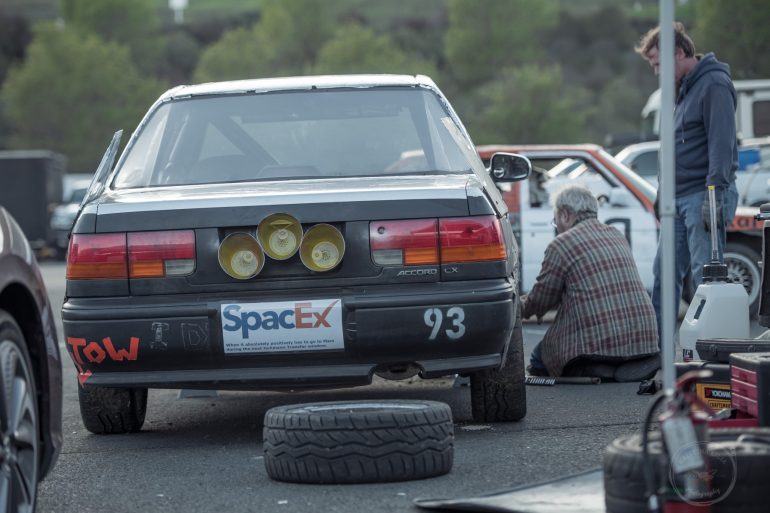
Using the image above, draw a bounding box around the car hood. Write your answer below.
[91,175,488,232]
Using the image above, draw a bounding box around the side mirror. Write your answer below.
[608,187,634,208]
[489,152,531,183]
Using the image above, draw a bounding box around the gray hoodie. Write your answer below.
[674,52,738,197]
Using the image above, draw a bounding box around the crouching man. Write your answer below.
[523,185,660,382]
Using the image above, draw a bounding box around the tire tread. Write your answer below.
[264,400,453,484]
[78,385,148,434]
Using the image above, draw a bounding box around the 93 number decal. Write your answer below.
[423,307,466,340]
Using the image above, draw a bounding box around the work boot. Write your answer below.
[564,362,616,381]
[613,354,661,383]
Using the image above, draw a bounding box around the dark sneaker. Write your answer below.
[614,355,661,383]
[526,365,549,377]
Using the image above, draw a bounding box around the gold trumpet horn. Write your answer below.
[218,232,265,279]
[257,213,303,260]
[299,224,345,272]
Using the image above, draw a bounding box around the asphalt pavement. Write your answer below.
[35,262,764,513]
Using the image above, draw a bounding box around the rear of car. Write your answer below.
[62,75,529,431]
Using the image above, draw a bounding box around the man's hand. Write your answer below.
[519,294,544,324]
[702,189,724,232]
[519,294,531,319]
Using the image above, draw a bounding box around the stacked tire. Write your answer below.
[604,428,770,513]
[263,400,454,484]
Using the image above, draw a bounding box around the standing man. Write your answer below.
[523,185,659,381]
[636,23,739,339]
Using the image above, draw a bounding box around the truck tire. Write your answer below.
[470,305,526,422]
[263,400,453,484]
[604,428,770,513]
[724,242,761,317]
[0,311,40,513]
[78,385,147,434]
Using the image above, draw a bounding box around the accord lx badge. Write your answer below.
[396,268,438,277]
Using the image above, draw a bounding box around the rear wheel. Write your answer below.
[470,306,526,422]
[78,385,147,434]
[0,311,39,513]
[724,242,761,317]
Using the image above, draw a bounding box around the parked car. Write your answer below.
[477,144,763,315]
[0,207,63,511]
[614,140,770,207]
[63,75,531,433]
[50,181,91,256]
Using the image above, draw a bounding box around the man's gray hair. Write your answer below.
[552,184,599,216]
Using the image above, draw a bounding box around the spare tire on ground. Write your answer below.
[263,400,454,484]
[604,428,770,513]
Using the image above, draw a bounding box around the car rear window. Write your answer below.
[112,87,476,188]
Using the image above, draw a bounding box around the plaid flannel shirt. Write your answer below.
[522,218,658,376]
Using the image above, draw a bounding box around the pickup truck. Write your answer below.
[615,139,770,207]
[478,144,763,315]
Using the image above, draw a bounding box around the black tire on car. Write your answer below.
[724,242,761,317]
[0,310,40,513]
[263,400,454,484]
[469,304,526,423]
[604,428,770,513]
[78,385,148,434]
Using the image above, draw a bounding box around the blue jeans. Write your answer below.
[652,183,739,343]
[530,342,545,369]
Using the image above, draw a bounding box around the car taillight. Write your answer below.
[67,230,196,280]
[369,216,507,266]
[67,233,128,279]
[128,230,195,278]
[370,219,439,265]
[440,216,506,263]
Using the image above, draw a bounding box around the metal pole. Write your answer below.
[659,0,676,393]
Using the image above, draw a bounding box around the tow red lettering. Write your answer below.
[66,337,87,364]
[66,336,140,365]
[84,343,106,363]
[103,337,139,361]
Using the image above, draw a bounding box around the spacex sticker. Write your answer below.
[221,299,343,354]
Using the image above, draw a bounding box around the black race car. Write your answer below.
[62,75,530,432]
[0,207,63,511]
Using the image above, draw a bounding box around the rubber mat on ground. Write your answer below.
[414,469,605,513]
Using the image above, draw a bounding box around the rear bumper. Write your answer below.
[62,280,515,389]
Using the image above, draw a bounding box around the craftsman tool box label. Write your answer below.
[696,383,732,410]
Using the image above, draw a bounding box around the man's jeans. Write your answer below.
[530,342,545,369]
[652,183,739,342]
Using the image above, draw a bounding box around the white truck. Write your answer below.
[642,80,770,140]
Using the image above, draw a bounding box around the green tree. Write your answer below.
[1,24,165,171]
[193,25,276,82]
[194,0,335,82]
[695,0,770,79]
[61,0,162,74]
[444,0,558,88]
[313,24,437,77]
[464,64,589,144]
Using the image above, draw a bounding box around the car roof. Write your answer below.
[161,74,438,100]
[614,141,660,158]
[476,144,604,159]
